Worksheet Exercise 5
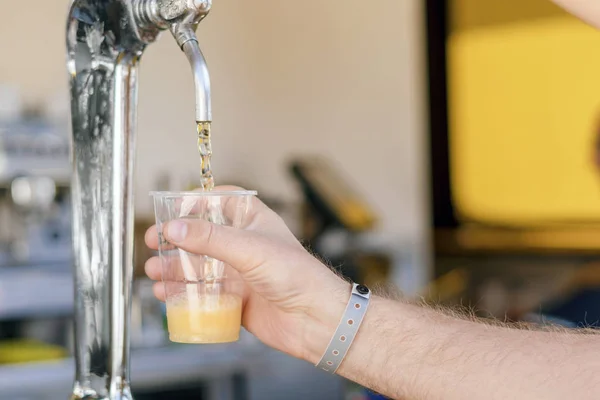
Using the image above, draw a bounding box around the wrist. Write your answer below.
[302,278,351,364]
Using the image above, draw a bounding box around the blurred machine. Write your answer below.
[0,114,74,364]
[0,116,72,267]
[290,157,391,287]
[290,157,377,239]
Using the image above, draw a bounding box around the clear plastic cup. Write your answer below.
[151,190,257,344]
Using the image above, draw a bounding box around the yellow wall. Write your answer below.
[449,0,600,225]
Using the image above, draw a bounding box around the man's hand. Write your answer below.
[145,187,600,400]
[144,186,350,363]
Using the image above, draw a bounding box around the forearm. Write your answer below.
[307,295,600,400]
[552,0,600,28]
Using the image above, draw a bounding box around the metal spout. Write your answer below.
[181,35,212,122]
[137,0,213,123]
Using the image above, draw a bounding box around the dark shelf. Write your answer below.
[435,226,600,256]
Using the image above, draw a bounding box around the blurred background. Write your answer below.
[0,0,599,399]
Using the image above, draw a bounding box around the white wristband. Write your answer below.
[315,283,371,373]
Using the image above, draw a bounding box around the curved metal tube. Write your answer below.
[182,38,212,122]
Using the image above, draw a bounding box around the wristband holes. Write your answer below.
[332,350,339,356]
[348,319,354,326]
[340,335,347,342]
[327,361,333,366]
[355,303,361,309]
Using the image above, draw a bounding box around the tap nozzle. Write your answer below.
[179,27,212,122]
[134,0,212,122]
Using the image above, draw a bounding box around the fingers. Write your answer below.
[153,282,165,302]
[145,225,159,250]
[144,256,164,301]
[162,218,274,274]
[145,256,162,280]
[144,188,282,250]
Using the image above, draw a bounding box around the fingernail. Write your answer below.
[167,220,188,243]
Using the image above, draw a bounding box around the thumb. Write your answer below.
[162,218,277,274]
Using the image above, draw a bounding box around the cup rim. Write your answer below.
[150,190,257,198]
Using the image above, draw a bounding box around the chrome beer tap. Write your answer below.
[66,1,212,398]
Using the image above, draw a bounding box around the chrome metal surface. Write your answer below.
[67,1,150,398]
[183,39,212,122]
[66,0,213,398]
[134,0,212,34]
